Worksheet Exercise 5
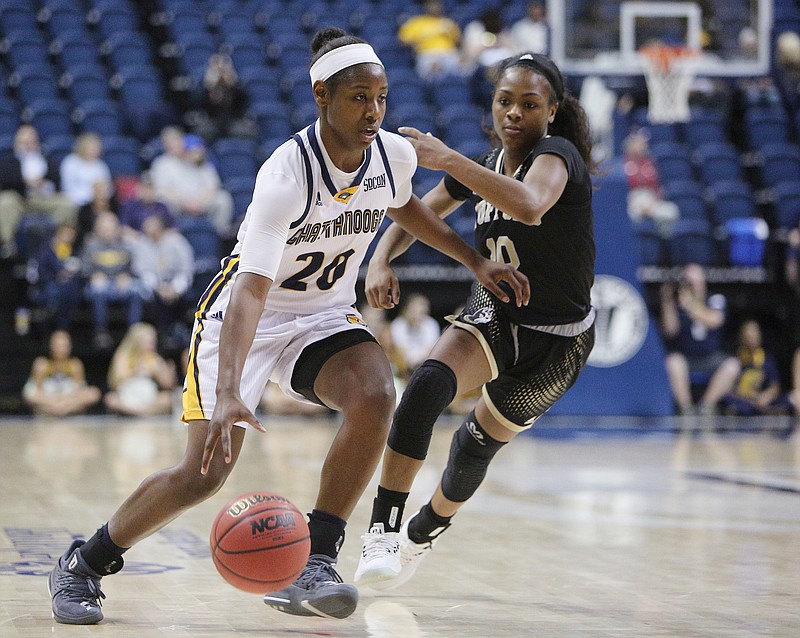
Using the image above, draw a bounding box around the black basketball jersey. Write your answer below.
[444,136,595,326]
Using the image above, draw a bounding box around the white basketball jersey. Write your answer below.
[214,121,415,316]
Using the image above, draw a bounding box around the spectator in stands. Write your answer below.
[23,329,101,417]
[150,133,234,237]
[623,130,678,234]
[27,222,83,331]
[775,30,800,109]
[660,263,731,415]
[510,1,549,55]
[398,0,461,81]
[75,179,119,253]
[59,133,113,208]
[389,293,441,381]
[0,125,76,259]
[133,212,194,351]
[192,53,256,143]
[104,322,177,417]
[701,320,791,416]
[81,211,144,350]
[461,8,513,74]
[118,171,175,235]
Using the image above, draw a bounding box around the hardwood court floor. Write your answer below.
[0,414,798,637]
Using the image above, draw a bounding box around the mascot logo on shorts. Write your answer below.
[587,275,648,368]
[463,307,493,325]
[346,314,366,326]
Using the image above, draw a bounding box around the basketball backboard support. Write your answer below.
[549,0,773,77]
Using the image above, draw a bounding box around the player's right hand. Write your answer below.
[365,260,400,309]
[201,396,265,475]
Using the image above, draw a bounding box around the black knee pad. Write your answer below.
[441,412,505,503]
[387,359,457,460]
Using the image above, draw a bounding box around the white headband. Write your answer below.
[309,43,383,85]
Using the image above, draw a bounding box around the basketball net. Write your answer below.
[639,45,699,124]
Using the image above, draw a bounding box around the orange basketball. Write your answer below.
[210,492,310,594]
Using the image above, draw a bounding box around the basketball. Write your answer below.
[210,492,310,594]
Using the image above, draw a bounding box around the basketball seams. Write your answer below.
[211,554,305,586]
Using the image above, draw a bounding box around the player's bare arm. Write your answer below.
[387,194,530,307]
[399,126,568,226]
[366,181,462,309]
[202,272,269,475]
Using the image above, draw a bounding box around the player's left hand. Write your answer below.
[473,259,530,307]
[398,127,452,171]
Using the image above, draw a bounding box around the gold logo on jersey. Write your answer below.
[334,186,359,203]
[346,314,366,326]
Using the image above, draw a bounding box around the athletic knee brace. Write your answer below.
[387,359,457,461]
[441,412,505,503]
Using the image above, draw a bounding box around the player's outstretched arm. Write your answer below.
[388,194,530,308]
[202,272,269,475]
[366,180,461,309]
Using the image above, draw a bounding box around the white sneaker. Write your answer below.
[354,524,401,587]
[368,514,442,591]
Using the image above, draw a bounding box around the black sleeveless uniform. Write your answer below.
[443,136,596,429]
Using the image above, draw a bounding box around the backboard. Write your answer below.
[549,0,773,77]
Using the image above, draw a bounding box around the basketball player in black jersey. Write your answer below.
[355,52,597,588]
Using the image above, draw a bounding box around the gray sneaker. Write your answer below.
[263,554,358,619]
[48,540,106,625]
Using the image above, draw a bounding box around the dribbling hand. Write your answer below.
[201,396,265,475]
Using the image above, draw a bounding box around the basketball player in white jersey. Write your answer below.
[48,27,528,624]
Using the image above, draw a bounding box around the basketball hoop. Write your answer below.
[639,44,699,124]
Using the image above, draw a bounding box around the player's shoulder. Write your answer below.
[376,129,416,163]
[258,137,305,175]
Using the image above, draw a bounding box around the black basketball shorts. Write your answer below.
[448,283,595,432]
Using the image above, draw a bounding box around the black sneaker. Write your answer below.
[48,540,106,625]
[263,554,358,619]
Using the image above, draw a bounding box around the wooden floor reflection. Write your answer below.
[1,414,799,637]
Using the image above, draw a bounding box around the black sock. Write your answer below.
[407,502,452,544]
[80,523,127,575]
[308,509,346,560]
[370,486,408,532]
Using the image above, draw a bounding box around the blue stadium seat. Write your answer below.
[758,143,800,188]
[224,175,256,223]
[102,135,142,177]
[633,219,666,266]
[64,65,112,105]
[744,107,791,149]
[106,39,153,71]
[670,218,716,266]
[176,216,221,274]
[385,103,436,135]
[41,133,74,166]
[93,8,140,40]
[213,138,258,183]
[454,139,491,159]
[56,38,101,70]
[43,7,87,36]
[651,142,694,184]
[0,101,20,137]
[684,110,728,146]
[24,98,73,140]
[430,75,472,108]
[693,142,742,184]
[4,38,49,69]
[248,101,293,139]
[644,123,679,145]
[75,99,123,137]
[228,41,265,72]
[771,181,800,229]
[661,180,707,221]
[0,5,38,32]
[11,65,60,104]
[708,180,757,225]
